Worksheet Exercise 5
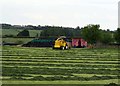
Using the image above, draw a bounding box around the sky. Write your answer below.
[118,1,120,28]
[1,0,120,30]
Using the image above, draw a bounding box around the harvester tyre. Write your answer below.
[61,46,65,50]
[65,46,68,49]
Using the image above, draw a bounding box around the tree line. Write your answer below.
[1,23,120,45]
[1,23,73,30]
[40,24,120,45]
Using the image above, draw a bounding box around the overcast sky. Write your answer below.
[1,0,119,30]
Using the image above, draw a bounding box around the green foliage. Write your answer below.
[2,23,117,45]
[2,24,14,29]
[114,28,120,44]
[100,30,113,44]
[40,27,81,38]
[17,29,30,37]
[81,24,101,44]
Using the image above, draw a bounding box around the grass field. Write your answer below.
[2,29,42,44]
[2,29,42,37]
[2,29,21,36]
[2,46,120,85]
[2,38,33,44]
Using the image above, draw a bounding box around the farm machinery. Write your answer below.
[22,36,87,49]
[53,36,71,50]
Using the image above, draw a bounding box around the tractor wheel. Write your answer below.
[61,46,65,50]
[65,46,68,49]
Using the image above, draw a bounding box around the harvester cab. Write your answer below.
[53,36,71,50]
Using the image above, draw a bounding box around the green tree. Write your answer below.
[100,31,113,44]
[81,24,101,44]
[73,26,81,37]
[114,28,120,44]
[17,29,29,37]
[75,26,80,29]
[40,28,76,38]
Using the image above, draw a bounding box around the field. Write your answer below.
[2,29,42,37]
[2,46,120,85]
[2,38,33,44]
[2,29,42,44]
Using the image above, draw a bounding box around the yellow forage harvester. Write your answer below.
[53,36,71,50]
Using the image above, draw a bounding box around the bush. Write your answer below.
[17,29,29,37]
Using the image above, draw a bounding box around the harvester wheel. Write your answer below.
[61,46,65,50]
[65,46,68,49]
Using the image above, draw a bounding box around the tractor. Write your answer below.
[53,36,71,50]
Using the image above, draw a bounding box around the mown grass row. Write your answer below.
[2,63,119,69]
[2,46,119,83]
[2,46,118,56]
[2,60,119,64]
[2,66,119,75]
[4,75,119,81]
[2,56,119,61]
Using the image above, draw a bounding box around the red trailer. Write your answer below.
[72,38,87,48]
